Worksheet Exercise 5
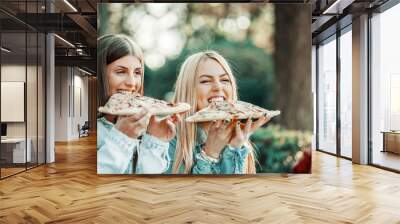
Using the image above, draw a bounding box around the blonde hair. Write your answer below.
[97,34,145,107]
[172,50,256,174]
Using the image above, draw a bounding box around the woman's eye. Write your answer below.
[200,80,210,84]
[135,71,141,76]
[115,70,125,74]
[221,79,230,82]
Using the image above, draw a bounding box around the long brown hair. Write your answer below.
[97,34,145,108]
[172,51,256,174]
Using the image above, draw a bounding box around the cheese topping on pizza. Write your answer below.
[98,92,190,116]
[185,100,280,122]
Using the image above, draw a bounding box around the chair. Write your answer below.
[79,121,90,138]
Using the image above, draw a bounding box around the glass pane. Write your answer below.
[38,33,45,165]
[0,1,46,178]
[371,4,400,171]
[340,29,352,158]
[27,31,38,169]
[318,36,337,154]
[1,30,27,177]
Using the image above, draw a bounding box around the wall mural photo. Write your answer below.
[97,3,312,175]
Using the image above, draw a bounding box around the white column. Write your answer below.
[46,33,55,163]
[45,0,55,163]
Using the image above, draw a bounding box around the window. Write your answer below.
[317,35,337,154]
[0,1,47,179]
[339,28,352,158]
[371,2,400,171]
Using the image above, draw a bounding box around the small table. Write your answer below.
[381,131,400,154]
[1,138,31,163]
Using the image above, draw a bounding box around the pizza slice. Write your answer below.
[185,100,280,123]
[98,92,190,116]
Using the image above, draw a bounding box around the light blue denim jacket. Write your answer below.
[165,128,249,174]
[97,117,169,174]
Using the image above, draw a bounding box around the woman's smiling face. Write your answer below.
[106,55,142,97]
[196,58,233,111]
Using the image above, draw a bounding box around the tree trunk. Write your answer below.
[274,4,312,131]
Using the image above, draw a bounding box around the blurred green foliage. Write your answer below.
[250,124,312,173]
[144,36,275,110]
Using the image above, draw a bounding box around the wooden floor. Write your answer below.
[1,163,45,178]
[1,167,26,178]
[373,150,400,171]
[0,135,400,223]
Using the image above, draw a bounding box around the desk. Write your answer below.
[382,131,400,154]
[1,138,31,163]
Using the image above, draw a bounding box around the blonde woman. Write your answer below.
[166,51,270,174]
[97,34,177,174]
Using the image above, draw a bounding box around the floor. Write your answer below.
[372,150,400,171]
[0,167,25,177]
[0,134,399,223]
[1,163,43,178]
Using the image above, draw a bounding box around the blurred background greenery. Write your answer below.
[98,3,312,173]
[250,125,312,173]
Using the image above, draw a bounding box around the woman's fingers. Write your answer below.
[127,112,150,137]
[166,119,176,135]
[244,118,252,135]
[234,121,242,136]
[116,115,125,122]
[177,114,182,122]
[246,115,271,135]
[171,113,182,124]
[138,112,151,128]
[127,107,148,122]
[207,120,217,134]
[215,120,223,129]
[149,115,157,124]
[227,119,237,131]
[251,116,270,132]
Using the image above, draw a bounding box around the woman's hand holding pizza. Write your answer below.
[147,113,181,142]
[203,120,236,159]
[229,115,270,148]
[114,107,151,139]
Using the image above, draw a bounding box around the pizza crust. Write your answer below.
[98,92,190,116]
[150,103,191,116]
[185,100,280,123]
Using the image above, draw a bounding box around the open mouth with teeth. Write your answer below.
[207,96,226,103]
[117,90,135,94]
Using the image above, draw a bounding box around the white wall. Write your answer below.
[1,65,26,140]
[55,67,89,141]
[55,66,69,141]
[0,65,40,138]
[70,72,89,139]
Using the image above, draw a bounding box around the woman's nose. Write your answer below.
[125,74,137,89]
[212,80,223,91]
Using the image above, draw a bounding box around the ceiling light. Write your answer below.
[54,34,75,48]
[78,67,92,76]
[322,0,354,15]
[1,47,11,53]
[63,0,78,12]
